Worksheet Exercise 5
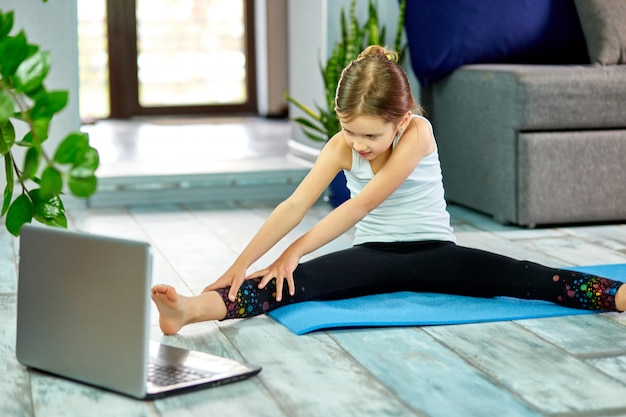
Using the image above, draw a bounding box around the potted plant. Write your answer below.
[287,0,407,206]
[0,2,99,236]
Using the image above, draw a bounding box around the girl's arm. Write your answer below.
[254,117,435,300]
[203,133,350,301]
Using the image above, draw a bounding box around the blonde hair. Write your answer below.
[335,45,421,125]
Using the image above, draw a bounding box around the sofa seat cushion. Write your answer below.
[452,64,626,131]
[518,129,626,225]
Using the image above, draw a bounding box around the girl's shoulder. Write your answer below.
[322,131,353,170]
[396,115,435,157]
[410,115,434,138]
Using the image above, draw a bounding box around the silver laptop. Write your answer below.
[16,224,261,400]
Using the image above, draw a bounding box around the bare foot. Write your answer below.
[616,283,626,312]
[151,284,227,335]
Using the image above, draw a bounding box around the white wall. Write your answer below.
[3,0,80,149]
[287,0,326,149]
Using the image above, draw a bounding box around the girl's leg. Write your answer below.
[152,284,227,334]
[392,244,623,311]
[216,242,625,320]
[216,243,425,319]
[153,244,401,331]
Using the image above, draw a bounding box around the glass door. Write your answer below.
[80,0,256,119]
[135,0,254,110]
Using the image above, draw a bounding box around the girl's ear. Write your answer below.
[397,111,412,132]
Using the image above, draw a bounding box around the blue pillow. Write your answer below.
[404,0,589,86]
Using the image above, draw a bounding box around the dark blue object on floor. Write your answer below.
[326,170,350,208]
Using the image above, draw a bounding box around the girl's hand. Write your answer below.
[202,266,247,302]
[248,250,300,302]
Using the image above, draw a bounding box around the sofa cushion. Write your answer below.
[404,0,589,86]
[573,0,626,65]
[449,64,626,131]
[518,129,626,225]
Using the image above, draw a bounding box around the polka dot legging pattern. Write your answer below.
[553,272,619,310]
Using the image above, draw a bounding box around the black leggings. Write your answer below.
[216,241,623,319]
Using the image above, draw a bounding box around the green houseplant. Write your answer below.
[0,2,99,236]
[287,0,407,143]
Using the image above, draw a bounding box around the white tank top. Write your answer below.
[344,115,456,245]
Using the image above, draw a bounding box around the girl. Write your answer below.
[152,46,625,335]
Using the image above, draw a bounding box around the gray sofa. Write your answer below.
[408,0,626,226]
[423,64,626,226]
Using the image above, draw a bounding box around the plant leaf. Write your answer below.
[2,154,14,215]
[22,146,40,180]
[0,119,15,155]
[14,51,50,94]
[347,0,359,58]
[394,0,407,57]
[16,131,34,147]
[302,130,327,143]
[366,0,380,46]
[68,175,97,197]
[0,31,34,79]
[40,166,63,199]
[286,96,321,122]
[6,193,33,236]
[70,146,99,178]
[0,11,14,40]
[0,89,13,122]
[292,117,325,134]
[30,117,51,144]
[37,211,67,228]
[320,111,340,138]
[30,90,68,119]
[30,188,64,220]
[53,132,89,164]
[28,188,67,228]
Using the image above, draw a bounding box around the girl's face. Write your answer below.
[340,115,402,161]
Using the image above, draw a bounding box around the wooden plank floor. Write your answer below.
[2,200,626,417]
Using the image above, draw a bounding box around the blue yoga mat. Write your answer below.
[267,264,626,335]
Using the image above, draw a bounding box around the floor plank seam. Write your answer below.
[512,321,581,355]
[549,406,626,417]
[325,331,430,417]
[24,371,35,417]
[559,231,626,257]
[577,361,626,391]
[511,320,626,393]
[604,314,626,327]
[420,326,544,415]
[214,321,297,417]
[575,350,626,360]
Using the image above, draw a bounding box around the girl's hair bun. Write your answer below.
[357,45,399,63]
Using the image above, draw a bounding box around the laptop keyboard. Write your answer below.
[148,363,211,387]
